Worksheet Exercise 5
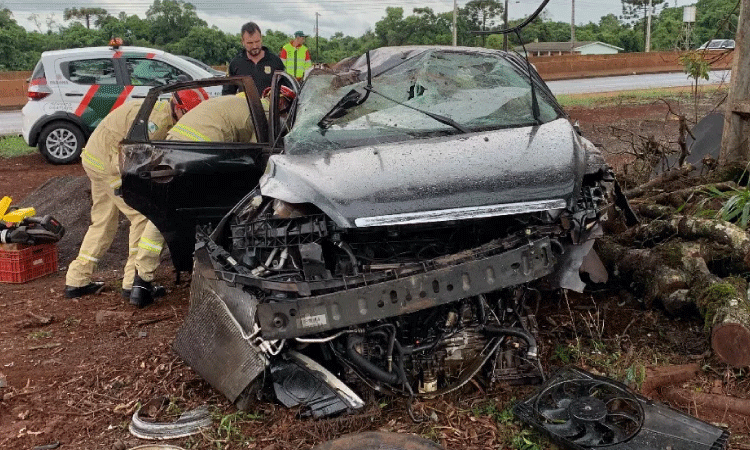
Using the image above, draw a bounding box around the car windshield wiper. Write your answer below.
[318,52,373,130]
[317,50,469,134]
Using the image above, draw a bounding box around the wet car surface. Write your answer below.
[121,46,631,418]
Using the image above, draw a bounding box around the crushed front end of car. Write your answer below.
[174,46,632,419]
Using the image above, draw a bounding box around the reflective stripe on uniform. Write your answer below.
[77,252,100,263]
[81,149,106,172]
[169,123,212,142]
[129,247,139,254]
[109,178,122,189]
[138,237,163,254]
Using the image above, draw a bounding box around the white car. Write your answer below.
[22,41,223,164]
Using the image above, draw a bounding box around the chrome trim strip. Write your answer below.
[354,199,567,227]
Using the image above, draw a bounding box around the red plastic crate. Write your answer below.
[0,243,58,283]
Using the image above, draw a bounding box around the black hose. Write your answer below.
[482,325,538,359]
[346,334,399,385]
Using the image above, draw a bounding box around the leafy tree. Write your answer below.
[621,0,666,47]
[692,0,739,46]
[262,29,291,58]
[146,0,207,46]
[0,9,37,70]
[63,7,109,29]
[463,0,503,45]
[649,5,684,50]
[169,26,238,65]
[57,22,106,49]
[99,13,152,45]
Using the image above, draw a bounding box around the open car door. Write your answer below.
[119,74,299,272]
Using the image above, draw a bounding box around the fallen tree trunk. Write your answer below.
[624,164,695,198]
[597,238,750,367]
[661,386,750,416]
[640,363,701,395]
[640,181,738,208]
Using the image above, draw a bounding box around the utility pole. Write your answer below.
[719,0,750,166]
[452,0,457,46]
[503,0,509,51]
[645,0,653,52]
[571,0,576,52]
[315,12,320,63]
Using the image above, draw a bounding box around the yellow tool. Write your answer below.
[3,207,36,223]
[0,196,10,218]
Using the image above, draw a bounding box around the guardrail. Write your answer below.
[0,51,734,110]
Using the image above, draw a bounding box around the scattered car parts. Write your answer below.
[129,405,212,440]
[513,366,730,450]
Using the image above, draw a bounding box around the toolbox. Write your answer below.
[0,243,58,283]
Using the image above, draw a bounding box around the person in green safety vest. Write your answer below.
[280,31,312,82]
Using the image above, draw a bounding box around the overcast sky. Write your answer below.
[5,0,689,39]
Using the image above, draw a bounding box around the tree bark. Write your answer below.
[661,386,750,416]
[624,164,695,198]
[597,238,750,367]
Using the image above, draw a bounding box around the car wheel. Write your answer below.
[310,432,442,450]
[39,121,85,164]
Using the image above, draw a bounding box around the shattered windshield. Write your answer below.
[285,48,563,155]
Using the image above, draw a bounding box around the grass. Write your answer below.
[0,135,35,158]
[556,85,727,108]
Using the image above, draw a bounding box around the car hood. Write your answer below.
[260,117,585,227]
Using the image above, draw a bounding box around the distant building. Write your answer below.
[515,41,623,57]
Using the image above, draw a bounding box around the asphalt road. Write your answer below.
[547,70,731,95]
[0,70,733,137]
[0,111,23,137]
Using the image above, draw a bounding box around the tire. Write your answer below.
[310,432,443,450]
[38,121,85,165]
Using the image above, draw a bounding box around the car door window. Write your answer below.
[126,58,190,86]
[62,59,117,85]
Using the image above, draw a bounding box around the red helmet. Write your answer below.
[262,86,296,113]
[172,88,209,113]
[262,86,296,101]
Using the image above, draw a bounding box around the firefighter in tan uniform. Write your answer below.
[166,95,256,143]
[166,86,295,143]
[65,89,208,307]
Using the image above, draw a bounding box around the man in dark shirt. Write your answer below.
[223,22,286,96]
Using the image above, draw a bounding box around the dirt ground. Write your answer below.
[1,93,749,450]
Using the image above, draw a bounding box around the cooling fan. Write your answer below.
[514,367,730,450]
[531,372,643,447]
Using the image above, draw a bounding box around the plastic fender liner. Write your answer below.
[271,350,364,418]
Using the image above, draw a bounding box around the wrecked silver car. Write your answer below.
[123,46,628,418]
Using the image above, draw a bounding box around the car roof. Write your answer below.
[41,46,170,58]
[40,46,214,78]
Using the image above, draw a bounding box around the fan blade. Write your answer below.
[545,421,582,438]
[573,422,604,447]
[607,410,641,427]
[540,397,572,422]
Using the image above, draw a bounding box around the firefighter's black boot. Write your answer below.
[129,274,166,308]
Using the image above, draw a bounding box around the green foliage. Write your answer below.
[0,0,742,73]
[703,184,750,229]
[146,0,207,46]
[624,363,647,389]
[63,7,109,29]
[214,410,263,444]
[0,136,36,158]
[552,343,577,364]
[511,429,545,450]
[680,52,711,82]
[471,401,514,424]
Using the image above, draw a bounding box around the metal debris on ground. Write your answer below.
[129,405,212,440]
[513,366,730,450]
